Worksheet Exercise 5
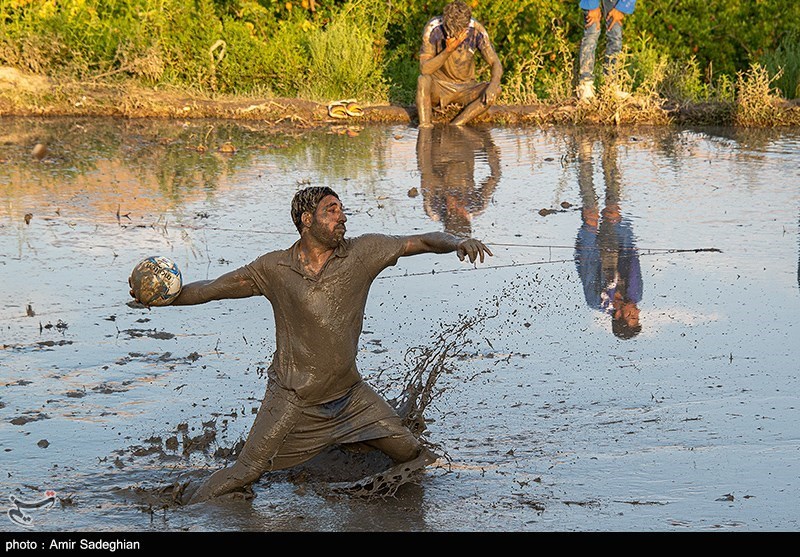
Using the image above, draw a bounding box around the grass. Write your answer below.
[761,33,800,100]
[734,63,788,127]
[301,8,388,102]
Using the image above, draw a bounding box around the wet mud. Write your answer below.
[105,310,486,511]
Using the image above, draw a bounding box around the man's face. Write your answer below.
[615,298,640,328]
[444,20,467,39]
[307,194,347,248]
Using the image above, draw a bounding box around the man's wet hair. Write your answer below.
[612,317,642,340]
[443,1,471,37]
[291,186,339,233]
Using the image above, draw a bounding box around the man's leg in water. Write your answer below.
[364,427,423,463]
[186,381,434,503]
[186,383,301,504]
[349,426,437,495]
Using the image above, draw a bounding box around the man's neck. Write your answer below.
[297,235,336,276]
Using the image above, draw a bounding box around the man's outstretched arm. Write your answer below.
[130,267,259,307]
[402,232,493,263]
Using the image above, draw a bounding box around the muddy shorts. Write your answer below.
[431,78,487,108]
[235,379,411,473]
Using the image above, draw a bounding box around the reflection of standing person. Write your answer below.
[416,1,503,128]
[129,187,493,504]
[574,130,642,338]
[576,0,636,102]
[416,125,501,237]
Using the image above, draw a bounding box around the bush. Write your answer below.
[2,0,800,107]
[735,63,785,126]
[761,33,800,99]
[301,3,389,102]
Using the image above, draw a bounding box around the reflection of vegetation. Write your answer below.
[266,126,391,189]
[0,119,282,216]
[689,125,793,152]
[0,118,395,218]
[555,124,792,186]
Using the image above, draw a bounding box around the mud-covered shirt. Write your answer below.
[242,234,406,405]
[419,16,496,84]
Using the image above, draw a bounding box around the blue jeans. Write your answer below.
[579,0,624,83]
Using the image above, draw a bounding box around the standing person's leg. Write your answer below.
[603,0,624,76]
[577,9,601,101]
[601,0,629,98]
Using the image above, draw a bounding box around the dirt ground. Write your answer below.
[3,65,799,128]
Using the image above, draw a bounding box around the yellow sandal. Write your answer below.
[327,99,363,119]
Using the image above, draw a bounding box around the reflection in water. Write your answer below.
[0,118,385,220]
[0,118,258,219]
[416,125,501,237]
[573,129,642,339]
[1,119,800,531]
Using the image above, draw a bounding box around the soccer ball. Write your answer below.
[129,256,183,306]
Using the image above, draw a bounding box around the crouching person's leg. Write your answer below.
[365,426,424,464]
[355,426,437,495]
[416,74,435,128]
[185,460,262,504]
[185,382,299,505]
[450,82,495,126]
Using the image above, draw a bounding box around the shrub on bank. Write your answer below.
[1,0,798,113]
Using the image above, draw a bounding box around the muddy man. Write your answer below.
[129,186,493,504]
[417,124,501,237]
[416,1,503,128]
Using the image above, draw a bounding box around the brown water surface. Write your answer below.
[1,117,799,532]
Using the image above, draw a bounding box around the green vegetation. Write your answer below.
[1,0,799,118]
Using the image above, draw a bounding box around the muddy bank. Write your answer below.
[2,66,799,128]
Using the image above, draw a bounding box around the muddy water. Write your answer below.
[1,117,798,532]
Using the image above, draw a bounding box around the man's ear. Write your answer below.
[301,211,313,229]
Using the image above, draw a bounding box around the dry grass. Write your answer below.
[501,53,544,105]
[734,63,797,126]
